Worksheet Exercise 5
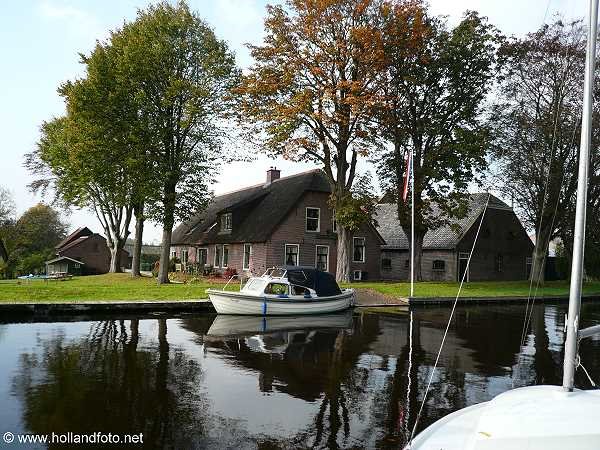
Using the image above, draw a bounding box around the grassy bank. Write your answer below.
[1,274,599,303]
[344,280,600,299]
[0,273,238,302]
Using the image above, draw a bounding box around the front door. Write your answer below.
[458,252,469,282]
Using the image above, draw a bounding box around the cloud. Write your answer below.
[36,0,105,44]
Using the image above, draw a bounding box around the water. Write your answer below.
[0,303,599,449]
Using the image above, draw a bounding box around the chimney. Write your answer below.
[266,166,281,184]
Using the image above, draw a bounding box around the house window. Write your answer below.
[171,250,177,260]
[306,207,320,232]
[74,263,80,268]
[353,237,366,263]
[214,245,222,268]
[316,245,329,272]
[197,248,207,265]
[332,209,337,233]
[222,245,229,268]
[432,260,445,271]
[495,254,503,272]
[220,213,232,232]
[526,256,532,278]
[284,244,299,266]
[382,258,392,270]
[181,249,188,264]
[404,259,409,269]
[243,244,252,270]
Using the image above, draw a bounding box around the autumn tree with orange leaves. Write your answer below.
[237,0,400,281]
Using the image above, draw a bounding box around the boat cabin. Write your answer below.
[242,266,343,299]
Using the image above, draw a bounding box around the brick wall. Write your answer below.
[457,207,534,281]
[381,249,456,281]
[60,234,128,275]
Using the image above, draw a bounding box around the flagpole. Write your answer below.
[410,146,414,299]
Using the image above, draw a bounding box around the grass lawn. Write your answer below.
[342,280,600,298]
[0,273,239,302]
[2,274,599,303]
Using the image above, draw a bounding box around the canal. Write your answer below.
[0,302,599,449]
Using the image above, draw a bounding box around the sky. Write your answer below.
[0,0,586,244]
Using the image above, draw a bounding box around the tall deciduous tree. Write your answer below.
[115,1,240,284]
[237,0,386,281]
[489,20,597,283]
[26,113,133,273]
[377,6,499,280]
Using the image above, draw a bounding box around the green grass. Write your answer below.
[342,280,600,299]
[0,273,239,302]
[2,274,599,303]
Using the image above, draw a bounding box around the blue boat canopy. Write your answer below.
[283,266,342,297]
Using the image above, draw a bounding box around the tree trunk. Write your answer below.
[157,227,172,284]
[131,208,144,277]
[108,240,125,273]
[530,222,553,284]
[336,225,352,282]
[401,226,424,281]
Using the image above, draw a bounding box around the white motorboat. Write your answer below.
[408,1,600,447]
[207,266,355,315]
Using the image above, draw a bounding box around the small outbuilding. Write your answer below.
[45,256,84,276]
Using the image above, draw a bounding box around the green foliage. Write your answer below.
[16,253,50,275]
[377,8,500,232]
[331,174,379,232]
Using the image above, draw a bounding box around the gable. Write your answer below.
[56,227,94,250]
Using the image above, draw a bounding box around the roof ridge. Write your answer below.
[213,168,323,198]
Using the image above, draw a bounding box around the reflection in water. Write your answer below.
[2,303,599,449]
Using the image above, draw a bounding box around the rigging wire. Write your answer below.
[513,0,581,387]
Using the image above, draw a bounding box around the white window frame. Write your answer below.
[243,243,252,270]
[171,250,177,259]
[284,244,300,266]
[196,248,208,265]
[214,245,222,268]
[315,245,329,272]
[222,244,229,268]
[352,237,366,263]
[332,209,337,233]
[305,207,321,232]
[181,249,188,264]
[220,213,232,232]
[458,252,470,282]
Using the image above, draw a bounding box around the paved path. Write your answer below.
[354,288,408,307]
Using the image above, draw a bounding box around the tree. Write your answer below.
[489,20,595,282]
[0,204,68,277]
[237,0,387,281]
[376,6,499,280]
[0,186,15,223]
[113,1,240,284]
[26,113,133,273]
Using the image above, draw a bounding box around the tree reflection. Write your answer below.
[12,318,206,448]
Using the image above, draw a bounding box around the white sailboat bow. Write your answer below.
[408,1,600,448]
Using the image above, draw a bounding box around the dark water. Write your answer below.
[0,303,599,449]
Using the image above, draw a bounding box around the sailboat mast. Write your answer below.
[410,146,415,298]
[563,0,599,391]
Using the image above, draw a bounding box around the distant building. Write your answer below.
[46,227,129,275]
[171,168,384,280]
[375,194,534,281]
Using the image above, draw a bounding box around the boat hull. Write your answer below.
[207,289,354,315]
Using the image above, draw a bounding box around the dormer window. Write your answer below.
[220,213,232,232]
[306,207,320,232]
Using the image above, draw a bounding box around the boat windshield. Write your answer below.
[265,267,286,278]
[242,278,267,293]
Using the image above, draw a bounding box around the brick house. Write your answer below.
[171,168,384,280]
[46,227,130,275]
[375,194,534,281]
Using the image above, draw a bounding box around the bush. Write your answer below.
[223,267,237,279]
